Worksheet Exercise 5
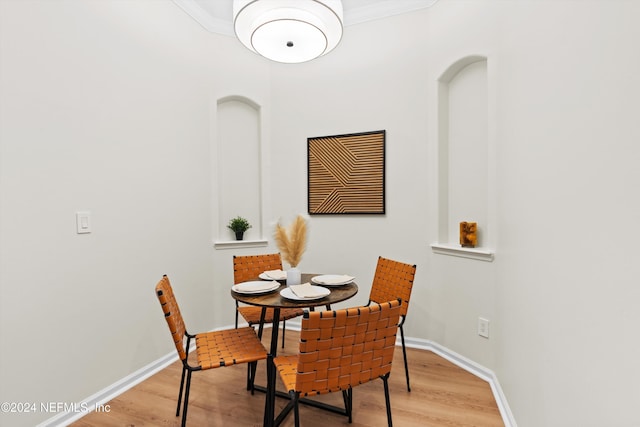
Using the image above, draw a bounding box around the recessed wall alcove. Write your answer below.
[431,56,495,261]
[214,96,267,248]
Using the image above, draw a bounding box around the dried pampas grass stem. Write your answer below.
[274,215,307,268]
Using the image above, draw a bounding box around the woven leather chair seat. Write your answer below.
[195,327,267,369]
[155,275,267,426]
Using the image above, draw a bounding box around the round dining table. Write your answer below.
[230,273,358,354]
[230,273,359,427]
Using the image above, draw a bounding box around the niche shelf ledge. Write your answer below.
[214,239,268,250]
[431,243,494,262]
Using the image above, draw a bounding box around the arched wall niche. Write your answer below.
[439,55,487,83]
[215,95,266,247]
[218,94,260,110]
[432,55,494,261]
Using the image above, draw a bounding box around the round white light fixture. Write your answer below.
[233,0,343,64]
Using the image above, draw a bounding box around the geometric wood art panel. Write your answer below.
[308,130,385,214]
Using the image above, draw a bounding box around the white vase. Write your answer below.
[286,267,301,287]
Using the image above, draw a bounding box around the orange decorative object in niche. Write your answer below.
[459,222,478,248]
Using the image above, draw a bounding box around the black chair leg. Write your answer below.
[246,364,251,390]
[382,374,392,427]
[264,355,276,427]
[257,308,267,340]
[250,361,258,393]
[342,389,353,422]
[181,370,193,427]
[293,392,300,427]
[246,361,258,392]
[400,324,411,391]
[176,364,187,416]
[257,321,265,339]
[282,319,286,348]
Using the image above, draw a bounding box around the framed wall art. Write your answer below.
[308,130,385,215]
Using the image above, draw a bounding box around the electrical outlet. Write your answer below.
[478,317,490,338]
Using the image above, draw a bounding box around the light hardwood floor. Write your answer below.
[71,329,504,427]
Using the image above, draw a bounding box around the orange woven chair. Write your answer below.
[268,299,402,427]
[155,275,267,427]
[233,253,304,347]
[367,256,417,392]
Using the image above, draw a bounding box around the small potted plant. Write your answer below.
[227,216,252,241]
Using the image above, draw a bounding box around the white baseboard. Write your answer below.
[402,336,517,427]
[37,347,183,427]
[40,324,515,427]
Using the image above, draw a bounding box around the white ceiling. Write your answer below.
[173,0,438,36]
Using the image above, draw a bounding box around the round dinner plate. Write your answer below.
[232,280,280,294]
[311,274,354,287]
[280,286,330,301]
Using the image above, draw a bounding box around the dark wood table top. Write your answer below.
[231,273,358,309]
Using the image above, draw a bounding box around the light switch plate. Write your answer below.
[478,317,490,338]
[76,211,91,234]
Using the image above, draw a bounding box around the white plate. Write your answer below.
[259,272,287,281]
[232,281,280,294]
[311,274,355,286]
[280,286,330,301]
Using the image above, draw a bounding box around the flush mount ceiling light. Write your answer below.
[233,0,343,64]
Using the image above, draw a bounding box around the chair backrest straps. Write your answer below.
[233,253,283,284]
[155,275,188,361]
[369,256,416,316]
[296,299,402,395]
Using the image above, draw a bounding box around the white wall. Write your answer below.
[2,1,640,427]
[264,1,640,426]
[0,1,265,425]
[425,1,640,426]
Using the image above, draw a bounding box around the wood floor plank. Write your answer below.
[71,330,503,426]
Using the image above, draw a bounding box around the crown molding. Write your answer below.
[173,0,235,36]
[172,0,439,36]
[343,0,438,26]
